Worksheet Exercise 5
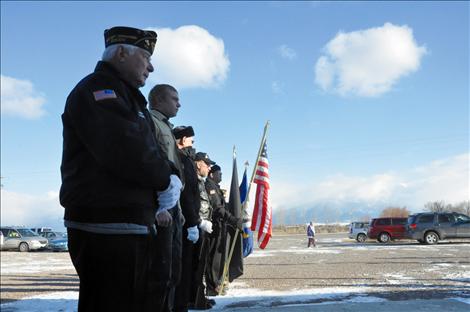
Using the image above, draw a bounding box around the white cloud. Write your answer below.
[1,75,46,119]
[269,153,469,212]
[0,190,64,229]
[314,23,427,97]
[147,25,230,89]
[278,44,297,60]
[271,81,284,94]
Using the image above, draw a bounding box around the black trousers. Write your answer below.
[190,231,210,307]
[148,207,182,312]
[67,228,152,312]
[205,222,226,294]
[173,228,196,312]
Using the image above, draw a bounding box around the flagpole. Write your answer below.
[218,121,270,295]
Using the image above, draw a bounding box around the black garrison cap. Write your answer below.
[209,164,221,174]
[195,152,216,166]
[173,126,195,140]
[104,26,157,54]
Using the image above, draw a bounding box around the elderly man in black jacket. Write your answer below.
[60,26,181,312]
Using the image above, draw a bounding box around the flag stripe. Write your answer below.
[255,169,269,177]
[250,141,272,250]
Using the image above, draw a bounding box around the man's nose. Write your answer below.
[148,62,154,73]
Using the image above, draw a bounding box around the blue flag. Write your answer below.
[240,168,253,257]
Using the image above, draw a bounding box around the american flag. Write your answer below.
[250,142,272,249]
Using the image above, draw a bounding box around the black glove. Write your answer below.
[236,218,244,231]
[228,216,243,231]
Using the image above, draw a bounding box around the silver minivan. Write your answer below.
[348,222,369,243]
[0,226,48,252]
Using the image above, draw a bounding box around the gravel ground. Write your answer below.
[234,233,470,304]
[1,233,469,306]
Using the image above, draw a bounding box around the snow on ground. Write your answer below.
[453,297,470,305]
[0,253,74,274]
[248,247,342,257]
[209,281,387,309]
[383,273,415,285]
[0,282,387,311]
[0,292,78,312]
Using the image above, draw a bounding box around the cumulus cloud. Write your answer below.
[278,44,297,60]
[147,25,230,89]
[0,190,65,230]
[271,81,284,94]
[314,23,427,97]
[269,153,469,212]
[1,75,46,119]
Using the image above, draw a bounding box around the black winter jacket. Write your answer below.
[178,147,201,228]
[60,61,171,226]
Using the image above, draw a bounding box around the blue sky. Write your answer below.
[1,1,469,228]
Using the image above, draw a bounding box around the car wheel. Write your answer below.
[424,231,439,245]
[378,232,390,243]
[19,242,29,252]
[356,233,367,243]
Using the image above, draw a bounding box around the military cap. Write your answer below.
[195,152,216,166]
[209,164,221,174]
[104,26,157,54]
[173,126,195,140]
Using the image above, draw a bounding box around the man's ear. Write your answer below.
[117,46,127,62]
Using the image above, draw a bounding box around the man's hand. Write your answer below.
[156,210,172,227]
[199,219,213,233]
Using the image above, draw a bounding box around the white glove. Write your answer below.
[187,226,199,243]
[157,175,182,211]
[199,219,213,234]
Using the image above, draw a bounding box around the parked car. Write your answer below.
[40,231,67,240]
[348,222,369,242]
[30,227,53,235]
[40,231,68,252]
[368,217,408,243]
[0,226,48,252]
[47,238,68,252]
[407,212,470,244]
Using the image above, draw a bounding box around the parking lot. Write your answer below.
[1,232,469,310]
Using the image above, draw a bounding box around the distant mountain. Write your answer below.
[272,200,418,225]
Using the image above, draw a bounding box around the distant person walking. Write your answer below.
[307,221,316,248]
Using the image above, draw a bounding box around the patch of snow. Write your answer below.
[452,297,470,305]
[1,253,74,274]
[0,292,78,311]
[209,282,385,309]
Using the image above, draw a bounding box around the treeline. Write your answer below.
[376,200,470,218]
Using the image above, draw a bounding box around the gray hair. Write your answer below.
[101,44,139,61]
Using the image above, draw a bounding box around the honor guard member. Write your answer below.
[172,126,202,312]
[147,84,185,312]
[192,152,216,309]
[205,165,243,296]
[60,26,182,312]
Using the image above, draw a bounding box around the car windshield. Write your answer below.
[17,229,39,237]
[455,214,470,222]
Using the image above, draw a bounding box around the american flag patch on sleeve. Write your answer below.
[93,89,117,101]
